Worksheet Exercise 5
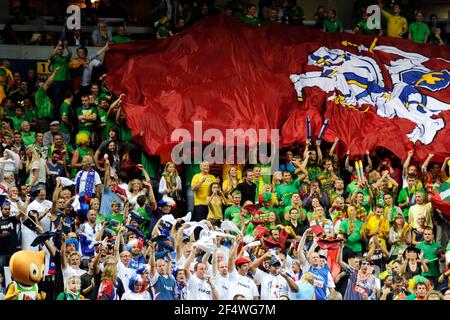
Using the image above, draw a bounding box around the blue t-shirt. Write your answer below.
[152,273,176,300]
[100,187,123,219]
[306,265,331,301]
[292,281,315,300]
[130,256,146,270]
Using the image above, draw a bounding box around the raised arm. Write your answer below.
[227,236,242,273]
[114,226,124,261]
[329,137,339,156]
[64,41,72,57]
[441,156,450,181]
[182,246,196,280]
[60,233,68,269]
[96,42,109,57]
[421,153,434,175]
[366,150,373,172]
[316,140,323,164]
[148,242,156,277]
[43,67,61,90]
[337,241,348,269]
[345,150,351,172]
[249,251,271,274]
[297,228,311,265]
[403,150,414,177]
[103,158,111,187]
[35,224,57,257]
[280,269,299,292]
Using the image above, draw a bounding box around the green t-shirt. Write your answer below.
[97,108,109,140]
[106,213,124,234]
[24,108,37,122]
[306,163,322,182]
[35,87,53,119]
[56,291,83,300]
[316,171,335,194]
[60,100,71,134]
[409,22,430,44]
[77,106,98,132]
[21,131,36,146]
[276,178,301,207]
[241,15,262,26]
[224,205,241,221]
[49,54,71,82]
[323,18,343,32]
[71,146,94,178]
[259,164,272,185]
[356,19,377,35]
[416,241,441,277]
[339,218,364,253]
[112,36,133,44]
[156,27,171,38]
[232,213,254,236]
[11,116,26,131]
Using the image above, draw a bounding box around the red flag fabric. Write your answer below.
[431,193,450,219]
[317,238,343,281]
[105,14,450,162]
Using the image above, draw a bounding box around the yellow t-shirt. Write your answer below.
[207,196,224,221]
[191,173,216,206]
[383,11,407,38]
[222,178,241,205]
[362,215,390,248]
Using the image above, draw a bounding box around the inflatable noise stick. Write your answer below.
[357,160,365,183]
[306,116,311,140]
[317,119,330,141]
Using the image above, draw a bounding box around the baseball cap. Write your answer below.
[269,257,281,266]
[50,120,60,126]
[234,257,251,266]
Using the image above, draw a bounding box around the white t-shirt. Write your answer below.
[21,199,53,251]
[63,265,86,285]
[176,255,197,274]
[121,290,151,300]
[30,159,47,184]
[7,198,23,217]
[117,261,135,291]
[186,274,214,300]
[227,269,259,300]
[254,268,289,300]
[75,169,102,195]
[214,274,229,300]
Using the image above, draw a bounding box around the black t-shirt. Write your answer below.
[286,220,309,237]
[80,272,97,300]
[367,250,389,275]
[0,216,20,255]
[236,181,257,205]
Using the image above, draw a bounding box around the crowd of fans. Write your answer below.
[1,0,448,45]
[0,0,449,302]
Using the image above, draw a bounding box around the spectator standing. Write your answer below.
[92,20,112,47]
[191,161,216,221]
[408,11,430,44]
[322,9,343,33]
[379,1,408,38]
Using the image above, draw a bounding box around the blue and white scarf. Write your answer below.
[76,168,96,198]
